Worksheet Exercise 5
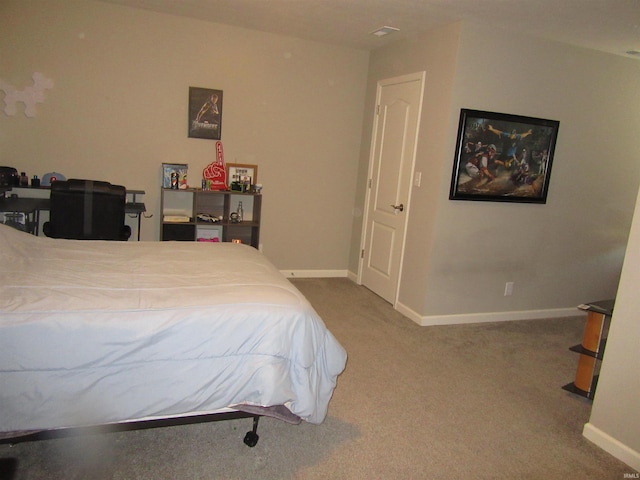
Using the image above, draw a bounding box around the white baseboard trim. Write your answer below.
[583,422,640,472]
[283,274,583,326]
[280,269,349,279]
[395,302,580,326]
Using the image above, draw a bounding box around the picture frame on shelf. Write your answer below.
[162,163,188,189]
[449,109,559,204]
[188,87,223,140]
[227,163,258,192]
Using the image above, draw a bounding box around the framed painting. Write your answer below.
[449,109,559,203]
[188,87,223,140]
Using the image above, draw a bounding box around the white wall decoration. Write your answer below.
[0,72,54,117]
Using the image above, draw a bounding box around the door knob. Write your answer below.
[390,204,404,212]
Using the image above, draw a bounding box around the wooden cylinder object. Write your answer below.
[574,354,597,392]
[581,311,605,353]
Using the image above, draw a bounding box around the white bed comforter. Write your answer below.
[0,224,346,433]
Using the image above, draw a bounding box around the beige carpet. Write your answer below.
[1,278,636,479]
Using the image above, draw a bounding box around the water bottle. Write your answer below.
[237,201,243,222]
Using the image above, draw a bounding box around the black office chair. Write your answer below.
[43,179,131,240]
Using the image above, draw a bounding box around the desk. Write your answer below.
[124,202,147,240]
[125,190,147,240]
[0,197,50,235]
[0,190,146,240]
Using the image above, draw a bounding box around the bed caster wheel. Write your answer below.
[243,430,259,447]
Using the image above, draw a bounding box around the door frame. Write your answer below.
[357,71,425,307]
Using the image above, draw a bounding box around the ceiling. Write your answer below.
[99,0,640,58]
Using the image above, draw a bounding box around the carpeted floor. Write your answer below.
[1,278,636,479]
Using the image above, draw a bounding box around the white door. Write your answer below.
[360,72,424,304]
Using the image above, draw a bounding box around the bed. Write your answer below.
[0,224,347,445]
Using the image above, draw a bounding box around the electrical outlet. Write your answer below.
[504,282,514,296]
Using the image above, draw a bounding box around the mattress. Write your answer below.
[0,224,347,434]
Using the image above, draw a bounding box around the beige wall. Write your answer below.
[0,0,369,270]
[429,25,640,316]
[584,187,640,470]
[352,22,640,321]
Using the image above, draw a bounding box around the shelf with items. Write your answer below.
[562,299,614,400]
[160,188,261,248]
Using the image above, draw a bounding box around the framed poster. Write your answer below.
[227,163,257,190]
[449,109,559,203]
[188,87,223,140]
[162,163,188,189]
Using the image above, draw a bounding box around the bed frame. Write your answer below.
[1,411,262,447]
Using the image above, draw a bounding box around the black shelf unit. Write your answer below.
[160,188,261,248]
[562,300,614,400]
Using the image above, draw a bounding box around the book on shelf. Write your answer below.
[163,215,191,223]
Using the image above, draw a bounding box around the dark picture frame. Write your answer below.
[188,87,223,140]
[449,109,559,203]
